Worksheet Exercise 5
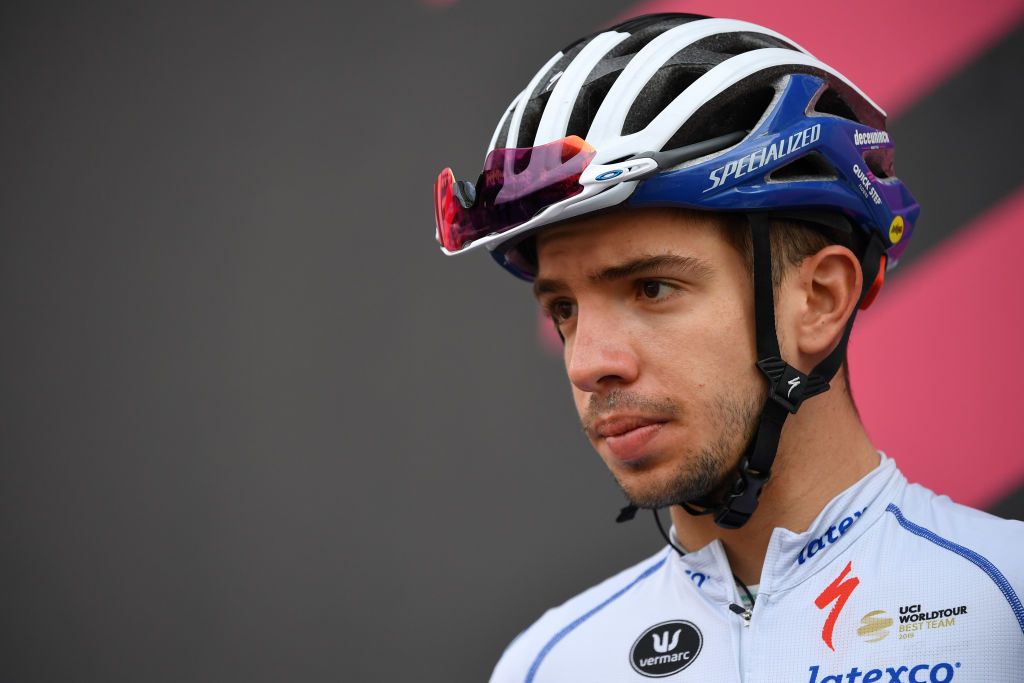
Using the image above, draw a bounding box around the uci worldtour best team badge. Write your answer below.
[629,620,703,677]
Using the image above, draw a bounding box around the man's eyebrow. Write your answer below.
[532,277,569,300]
[532,254,712,299]
[590,254,713,283]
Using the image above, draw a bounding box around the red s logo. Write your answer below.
[814,561,860,651]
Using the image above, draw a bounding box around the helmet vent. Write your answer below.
[621,31,794,139]
[862,148,894,179]
[562,13,706,54]
[566,71,617,139]
[517,37,594,147]
[686,31,799,55]
[494,106,516,150]
[622,64,704,135]
[812,87,859,122]
[662,84,775,152]
[606,15,701,58]
[561,15,706,141]
[767,151,837,182]
[518,92,553,149]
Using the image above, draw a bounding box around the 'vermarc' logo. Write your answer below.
[629,620,702,678]
[651,628,679,653]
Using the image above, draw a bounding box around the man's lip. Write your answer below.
[591,414,669,438]
[600,420,669,463]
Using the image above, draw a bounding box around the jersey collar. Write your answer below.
[667,453,905,602]
[760,451,903,593]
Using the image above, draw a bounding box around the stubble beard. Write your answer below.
[603,389,763,510]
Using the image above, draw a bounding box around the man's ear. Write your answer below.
[791,245,863,360]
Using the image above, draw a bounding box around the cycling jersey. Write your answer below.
[490,454,1024,682]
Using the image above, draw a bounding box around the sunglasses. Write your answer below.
[433,131,747,257]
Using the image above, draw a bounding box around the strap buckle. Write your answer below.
[713,456,770,530]
[756,356,829,414]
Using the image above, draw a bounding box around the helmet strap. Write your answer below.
[703,214,885,529]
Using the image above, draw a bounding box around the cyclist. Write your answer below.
[433,13,1023,682]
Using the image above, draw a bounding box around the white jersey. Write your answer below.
[490,454,1024,682]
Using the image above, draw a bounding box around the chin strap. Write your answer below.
[615,214,884,530]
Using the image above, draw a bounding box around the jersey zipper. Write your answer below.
[730,589,757,681]
[728,602,752,624]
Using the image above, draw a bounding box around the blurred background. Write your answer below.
[2,1,1022,680]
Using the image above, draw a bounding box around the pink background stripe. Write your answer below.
[851,186,1024,507]
[615,0,1024,116]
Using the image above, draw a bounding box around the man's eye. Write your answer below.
[549,300,576,323]
[639,280,674,300]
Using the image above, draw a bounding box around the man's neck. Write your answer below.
[669,383,879,586]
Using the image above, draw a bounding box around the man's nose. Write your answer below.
[566,309,639,393]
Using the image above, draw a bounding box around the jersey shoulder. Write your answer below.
[488,548,670,683]
[887,480,1024,591]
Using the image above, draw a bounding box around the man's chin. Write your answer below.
[614,471,697,510]
[610,456,734,510]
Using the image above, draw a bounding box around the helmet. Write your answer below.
[434,13,918,279]
[433,13,919,529]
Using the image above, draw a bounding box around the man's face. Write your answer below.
[533,208,763,508]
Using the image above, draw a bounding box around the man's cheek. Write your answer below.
[571,390,589,421]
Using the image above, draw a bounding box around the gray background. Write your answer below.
[1,2,1020,682]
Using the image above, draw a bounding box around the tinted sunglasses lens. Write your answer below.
[433,136,596,253]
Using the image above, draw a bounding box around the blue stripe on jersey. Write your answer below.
[886,503,1024,634]
[525,555,668,683]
